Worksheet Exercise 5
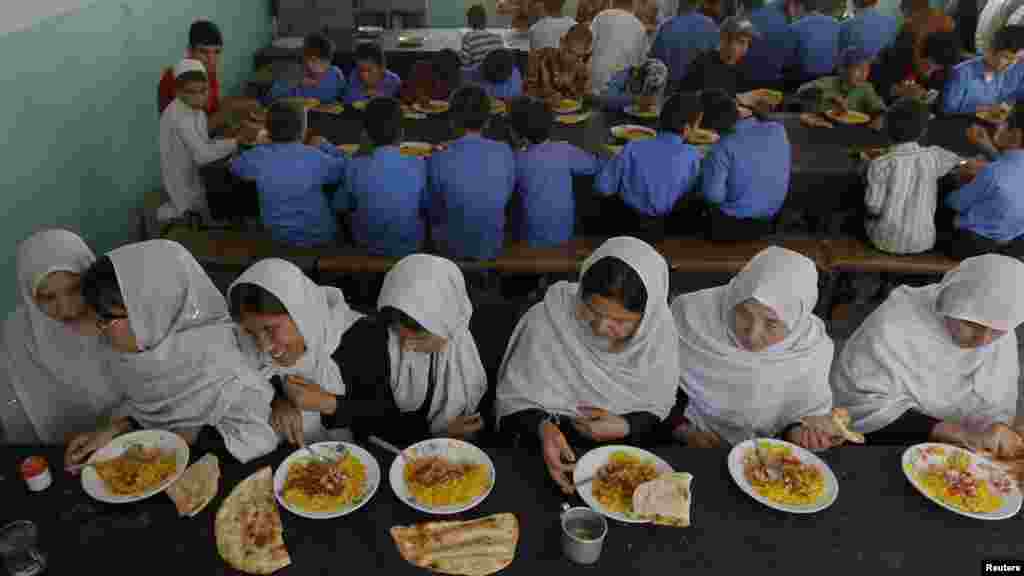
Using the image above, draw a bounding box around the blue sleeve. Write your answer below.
[945,166,995,212]
[700,146,730,205]
[594,149,626,197]
[231,152,257,180]
[568,145,601,176]
[941,68,972,114]
[507,68,524,98]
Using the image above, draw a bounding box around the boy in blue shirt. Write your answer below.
[740,0,798,91]
[344,43,403,105]
[839,0,900,59]
[264,33,346,105]
[649,0,720,88]
[942,26,1023,115]
[786,0,840,87]
[509,98,601,248]
[595,92,703,242]
[231,102,343,247]
[470,49,524,101]
[700,89,791,242]
[428,85,516,260]
[334,98,428,257]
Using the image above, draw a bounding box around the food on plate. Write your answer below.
[282,452,367,512]
[404,455,491,508]
[555,112,591,125]
[613,126,655,141]
[400,143,434,158]
[687,128,719,145]
[743,442,825,506]
[824,109,870,125]
[417,100,450,114]
[279,97,320,110]
[216,467,291,575]
[490,99,508,115]
[166,453,220,517]
[628,105,659,118]
[910,446,1011,513]
[592,451,661,516]
[977,105,1011,123]
[93,445,178,496]
[314,102,345,114]
[800,408,866,444]
[398,35,425,46]
[337,143,360,155]
[391,513,519,576]
[352,100,369,111]
[743,89,783,107]
[554,99,580,113]
[632,472,693,527]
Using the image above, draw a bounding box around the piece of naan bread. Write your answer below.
[166,453,220,517]
[215,467,291,575]
[632,472,693,527]
[801,408,865,444]
[390,513,518,576]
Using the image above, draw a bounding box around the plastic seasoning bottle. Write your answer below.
[20,456,52,492]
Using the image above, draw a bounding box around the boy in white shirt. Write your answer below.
[529,0,577,50]
[158,59,252,223]
[590,0,649,93]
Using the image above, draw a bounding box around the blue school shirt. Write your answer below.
[464,66,525,100]
[789,14,841,79]
[601,68,640,111]
[231,142,343,247]
[343,69,402,104]
[514,141,602,247]
[334,146,428,257]
[701,118,790,219]
[595,132,702,217]
[942,57,1024,114]
[649,11,720,86]
[263,67,346,105]
[427,134,516,260]
[741,3,796,88]
[838,8,900,58]
[945,150,1024,242]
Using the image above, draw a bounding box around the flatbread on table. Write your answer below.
[632,472,693,527]
[800,408,866,444]
[391,513,518,576]
[166,453,220,517]
[215,467,291,575]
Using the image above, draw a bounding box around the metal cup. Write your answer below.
[0,521,47,576]
[560,504,608,565]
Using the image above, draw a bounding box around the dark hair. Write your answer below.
[433,49,463,89]
[189,20,223,49]
[267,101,305,143]
[450,85,491,131]
[511,98,554,144]
[354,42,385,67]
[175,70,208,86]
[482,49,516,85]
[1003,24,1024,52]
[924,31,962,68]
[580,256,648,314]
[1009,106,1024,132]
[544,0,567,13]
[379,306,428,333]
[304,33,335,61]
[365,98,404,146]
[660,92,702,133]
[229,283,289,320]
[82,256,125,319]
[467,4,488,29]
[885,97,929,144]
[992,26,1018,53]
[699,89,739,133]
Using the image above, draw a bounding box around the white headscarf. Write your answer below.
[833,254,1024,435]
[1,230,118,444]
[106,240,278,463]
[229,259,363,443]
[378,255,487,436]
[673,247,835,446]
[496,237,680,422]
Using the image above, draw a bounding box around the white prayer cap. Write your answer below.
[173,58,207,79]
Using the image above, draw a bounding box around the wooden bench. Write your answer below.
[658,236,831,273]
[493,238,599,275]
[822,237,959,275]
[162,224,320,271]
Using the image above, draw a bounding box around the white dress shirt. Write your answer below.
[529,16,578,50]
[589,8,649,94]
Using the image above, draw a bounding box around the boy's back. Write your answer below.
[650,12,720,86]
[428,135,516,260]
[790,14,841,80]
[337,147,428,257]
[702,118,790,219]
[596,133,702,216]
[515,141,601,247]
[231,142,342,247]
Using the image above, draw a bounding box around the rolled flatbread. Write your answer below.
[166,453,220,517]
[215,467,291,575]
[390,513,519,576]
[801,408,866,444]
[632,472,693,528]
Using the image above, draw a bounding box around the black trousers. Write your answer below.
[705,206,775,242]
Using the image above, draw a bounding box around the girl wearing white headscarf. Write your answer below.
[833,254,1024,457]
[1,230,118,444]
[260,254,488,447]
[64,240,278,467]
[228,259,363,445]
[670,247,839,450]
[496,237,680,493]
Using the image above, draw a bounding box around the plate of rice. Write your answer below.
[389,438,495,515]
[902,443,1021,520]
[82,429,189,504]
[728,438,838,514]
[274,442,380,519]
[573,445,674,524]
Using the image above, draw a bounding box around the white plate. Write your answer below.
[623,105,660,119]
[413,100,450,115]
[351,100,368,111]
[610,124,656,141]
[901,443,1022,521]
[81,429,189,504]
[573,445,674,524]
[273,442,380,520]
[727,438,839,514]
[388,438,495,515]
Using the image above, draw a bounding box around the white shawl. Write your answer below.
[589,8,649,94]
[1,230,117,444]
[378,255,487,436]
[673,247,835,446]
[229,259,363,443]
[832,254,1024,435]
[496,236,680,423]
[106,240,278,463]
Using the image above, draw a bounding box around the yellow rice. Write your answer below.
[95,451,178,496]
[745,444,825,506]
[914,451,1003,514]
[592,451,660,516]
[283,453,367,512]
[404,461,491,508]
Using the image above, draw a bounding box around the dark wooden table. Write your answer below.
[4,444,1022,574]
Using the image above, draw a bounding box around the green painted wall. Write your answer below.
[430,0,581,27]
[0,0,271,315]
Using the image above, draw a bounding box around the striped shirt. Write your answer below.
[460,29,505,68]
[865,142,962,254]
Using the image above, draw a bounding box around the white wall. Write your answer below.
[4,0,93,36]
